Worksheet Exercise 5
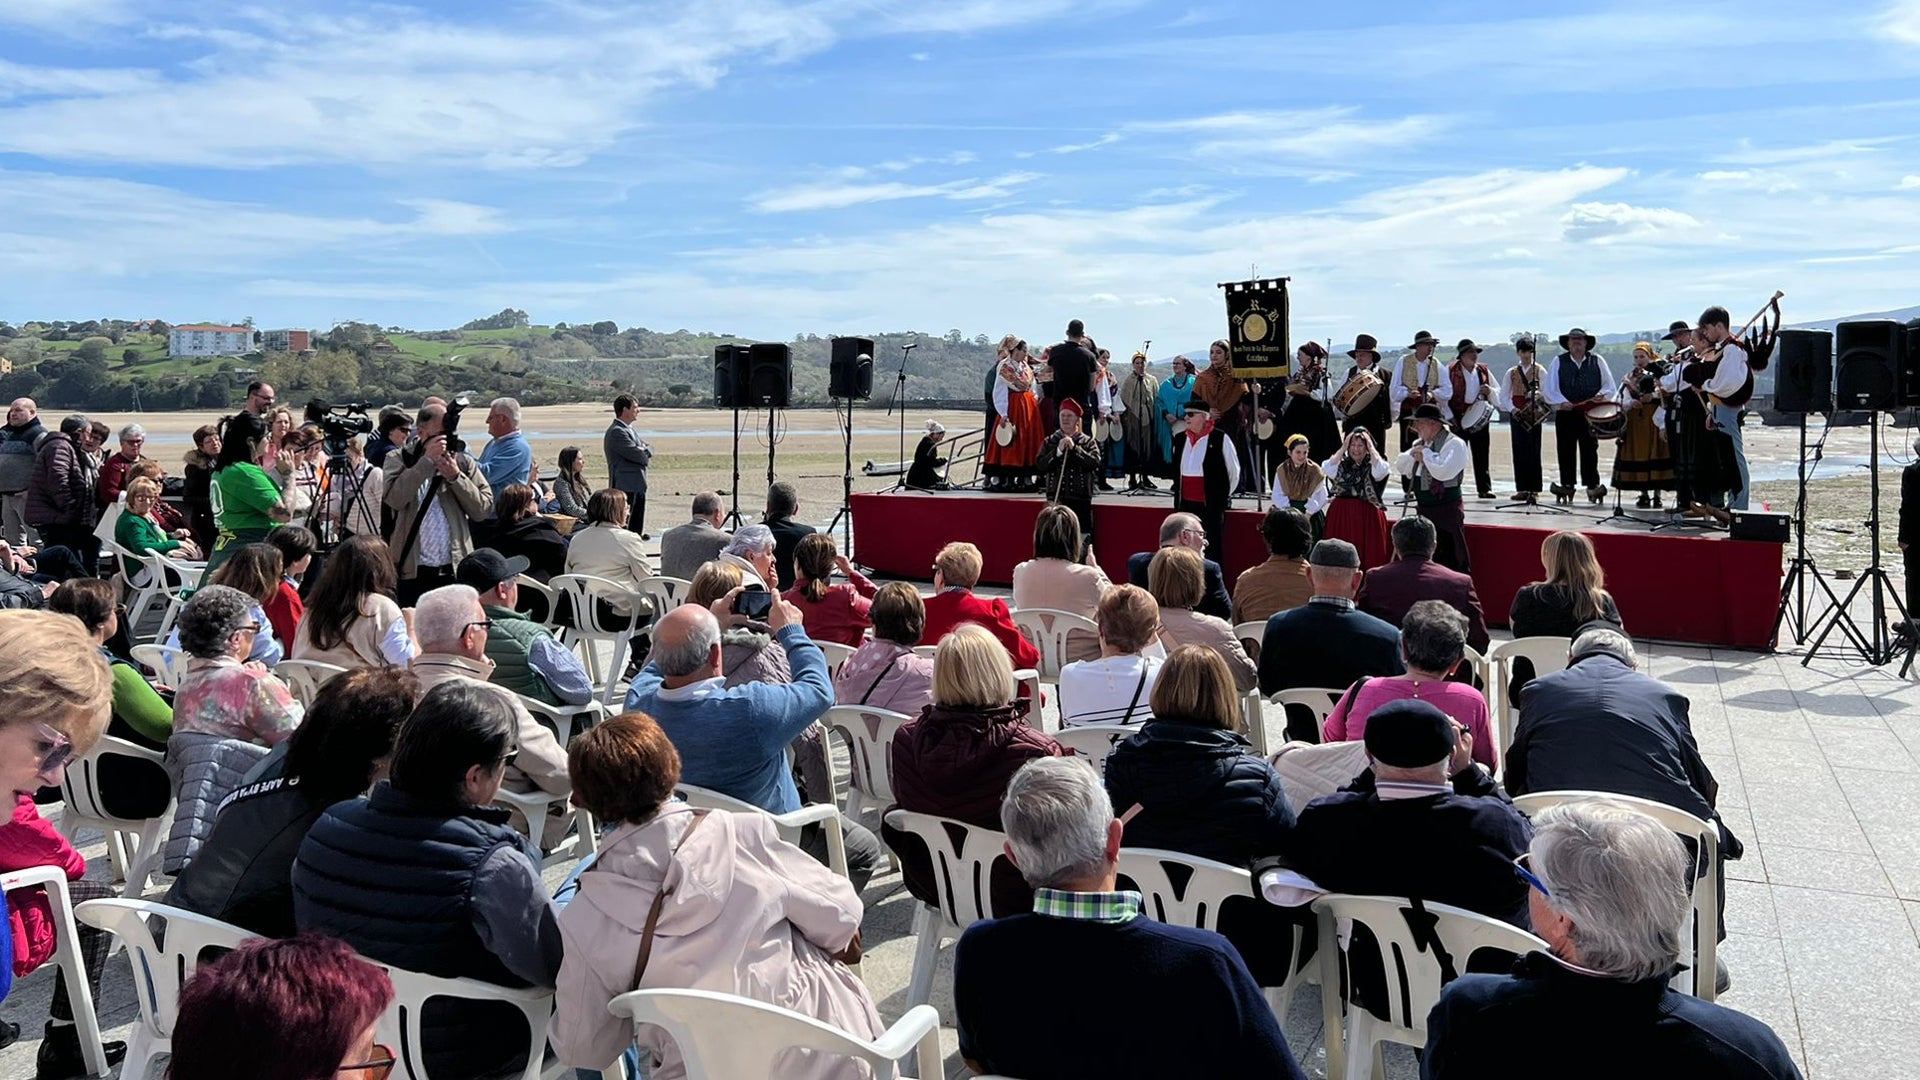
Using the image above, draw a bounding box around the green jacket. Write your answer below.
[482,604,559,704]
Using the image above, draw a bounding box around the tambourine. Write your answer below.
[1100,417,1125,443]
[994,419,1017,447]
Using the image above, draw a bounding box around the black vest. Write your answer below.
[1557,353,1602,402]
[1175,430,1233,511]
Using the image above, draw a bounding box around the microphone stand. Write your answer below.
[886,342,917,492]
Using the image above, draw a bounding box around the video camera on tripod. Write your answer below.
[304,399,374,454]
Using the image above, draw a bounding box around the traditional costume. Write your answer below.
[1266,341,1342,467]
[1093,357,1124,487]
[1194,342,1254,495]
[986,348,1044,491]
[1036,398,1104,550]
[1612,342,1675,506]
[1120,353,1162,490]
[1155,363,1194,472]
[1542,327,1616,504]
[906,420,951,491]
[1337,334,1392,453]
[1322,440,1392,570]
[1667,322,1749,521]
[1175,400,1240,566]
[1270,434,1329,541]
[1446,339,1496,499]
[1390,331,1448,459]
[1504,344,1548,502]
[1394,403,1472,573]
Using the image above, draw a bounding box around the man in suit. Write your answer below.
[922,541,1041,670]
[603,393,652,535]
[659,491,731,582]
[1127,511,1230,620]
[763,481,812,591]
[1258,538,1404,696]
[1356,515,1490,652]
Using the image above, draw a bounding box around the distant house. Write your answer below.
[259,328,312,353]
[169,324,256,357]
[0,357,12,375]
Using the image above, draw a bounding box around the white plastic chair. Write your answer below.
[1460,644,1492,696]
[103,539,166,635]
[674,784,848,883]
[143,549,205,643]
[129,643,191,690]
[1512,790,1721,1000]
[1488,636,1572,770]
[1050,722,1143,777]
[58,735,172,897]
[815,641,857,678]
[1009,607,1098,679]
[881,809,1018,1007]
[517,692,606,750]
[1268,687,1345,745]
[911,644,938,659]
[494,786,597,867]
[74,899,258,1080]
[822,705,915,824]
[1119,847,1314,1018]
[362,956,568,1080]
[274,658,349,709]
[1233,620,1266,663]
[548,572,649,706]
[609,987,944,1080]
[1238,688,1270,757]
[515,573,557,625]
[1312,894,1548,1080]
[2,868,111,1078]
[634,574,692,629]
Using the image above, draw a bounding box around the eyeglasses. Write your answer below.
[1182,527,1207,540]
[340,1042,397,1078]
[500,744,522,769]
[1513,852,1551,898]
[464,620,495,635]
[33,724,74,782]
[238,622,264,636]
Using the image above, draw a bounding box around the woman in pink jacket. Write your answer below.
[831,582,935,717]
[551,712,880,1078]
[0,610,125,1076]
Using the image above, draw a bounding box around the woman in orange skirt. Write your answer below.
[1320,427,1392,569]
[986,338,1045,491]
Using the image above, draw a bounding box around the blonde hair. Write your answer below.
[1147,546,1205,611]
[0,611,112,754]
[1149,645,1241,733]
[1097,585,1160,654]
[935,541,984,589]
[687,560,744,610]
[125,476,162,504]
[932,623,1016,710]
[1540,530,1611,624]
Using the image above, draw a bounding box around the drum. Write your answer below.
[1582,401,1627,439]
[1514,394,1552,431]
[994,419,1016,447]
[1333,369,1383,415]
[1254,415,1277,440]
[1456,399,1494,437]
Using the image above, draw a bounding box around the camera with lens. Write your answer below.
[441,393,471,456]
[303,400,374,453]
[1635,358,1674,397]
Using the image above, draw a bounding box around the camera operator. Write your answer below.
[384,400,494,605]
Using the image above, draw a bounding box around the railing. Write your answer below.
[861,426,988,489]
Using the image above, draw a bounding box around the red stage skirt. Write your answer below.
[1326,496,1391,570]
[986,389,1044,468]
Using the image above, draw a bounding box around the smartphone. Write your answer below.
[731,587,773,621]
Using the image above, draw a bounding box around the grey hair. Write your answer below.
[118,423,146,441]
[1001,757,1113,889]
[1531,800,1691,982]
[1571,625,1638,668]
[414,584,482,651]
[488,396,522,427]
[176,584,258,658]
[690,491,722,517]
[725,524,775,558]
[1158,512,1199,546]
[1391,515,1437,557]
[655,605,722,677]
[59,413,90,437]
[1402,599,1467,673]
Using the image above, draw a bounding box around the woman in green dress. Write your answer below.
[205,411,291,577]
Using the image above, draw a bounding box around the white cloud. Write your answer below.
[1901,175,1920,189]
[750,171,1041,212]
[1130,107,1448,161]
[1559,202,1701,244]
[909,52,931,61]
[0,0,128,31]
[1884,1,1920,44]
[1046,133,1121,155]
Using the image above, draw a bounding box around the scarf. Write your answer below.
[1278,459,1322,502]
[1184,417,1215,451]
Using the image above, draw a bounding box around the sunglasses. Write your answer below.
[1513,852,1551,898]
[33,724,74,782]
[340,1042,396,1078]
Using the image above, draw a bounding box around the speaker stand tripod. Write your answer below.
[1804,407,1908,666]
[722,406,746,530]
[824,396,856,548]
[1774,412,1848,648]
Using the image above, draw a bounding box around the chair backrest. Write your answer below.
[609,987,941,1080]
[513,574,555,624]
[911,644,938,658]
[1459,644,1491,695]
[1117,848,1254,934]
[1050,722,1142,777]
[635,574,692,620]
[273,659,350,709]
[1268,687,1344,745]
[1239,688,1269,757]
[549,572,646,635]
[364,956,554,1080]
[1233,620,1265,663]
[1488,636,1573,764]
[1009,607,1096,679]
[74,899,257,1044]
[61,735,169,830]
[129,643,191,689]
[1312,893,1548,1034]
[815,641,857,677]
[1511,790,1720,999]
[674,783,762,816]
[823,705,915,807]
[882,809,1019,928]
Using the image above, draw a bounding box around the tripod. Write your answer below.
[824,396,856,547]
[1804,407,1908,666]
[1774,411,1849,648]
[886,342,917,491]
[722,407,746,529]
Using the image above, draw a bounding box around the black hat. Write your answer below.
[1662,320,1693,341]
[1364,699,1457,768]
[1409,330,1441,350]
[1347,334,1380,360]
[1455,338,1482,357]
[456,549,531,593]
[1182,399,1210,415]
[1308,538,1361,569]
[1559,327,1597,349]
[1412,402,1445,422]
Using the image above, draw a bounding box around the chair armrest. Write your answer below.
[1,866,67,892]
[868,1003,942,1060]
[770,802,839,830]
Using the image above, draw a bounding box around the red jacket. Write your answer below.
[264,579,304,655]
[922,589,1041,670]
[782,568,878,648]
[0,794,87,975]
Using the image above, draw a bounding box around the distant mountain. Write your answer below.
[1785,305,1920,333]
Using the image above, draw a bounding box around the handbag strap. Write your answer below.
[856,657,895,705]
[1118,666,1150,724]
[624,809,712,989]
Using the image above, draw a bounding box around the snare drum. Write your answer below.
[1581,401,1627,439]
[1456,399,1494,437]
[1333,369,1383,416]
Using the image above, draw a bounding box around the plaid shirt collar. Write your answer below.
[1309,594,1356,610]
[1031,888,1144,924]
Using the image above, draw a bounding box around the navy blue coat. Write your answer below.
[1104,719,1293,865]
[1127,548,1231,621]
[1257,599,1404,696]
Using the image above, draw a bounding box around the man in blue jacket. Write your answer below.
[626,594,879,888]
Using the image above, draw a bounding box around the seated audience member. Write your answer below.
[1257,538,1405,696]
[1286,700,1532,927]
[885,624,1065,913]
[168,667,419,936]
[658,490,731,582]
[718,523,778,590]
[168,542,285,665]
[294,534,418,669]
[1057,585,1165,727]
[1149,546,1257,692]
[1232,505,1314,625]
[488,483,569,582]
[294,680,562,1080]
[115,476,201,559]
[172,584,303,747]
[169,935,396,1080]
[49,578,173,817]
[547,445,592,521]
[627,598,880,889]
[457,550,594,708]
[783,532,877,648]
[1324,600,1498,772]
[922,540,1041,670]
[408,584,572,821]
[0,540,56,608]
[955,757,1309,1080]
[1424,801,1801,1080]
[0,611,126,1076]
[1509,528,1624,638]
[1356,516,1491,653]
[563,488,655,624]
[763,481,812,590]
[551,713,882,1075]
[126,459,190,536]
[1011,504,1110,663]
[832,582,935,716]
[263,524,315,642]
[684,560,793,686]
[1127,511,1232,620]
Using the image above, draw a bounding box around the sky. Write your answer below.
[3,0,1920,352]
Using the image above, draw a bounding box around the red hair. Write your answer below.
[170,934,393,1080]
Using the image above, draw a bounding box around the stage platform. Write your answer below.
[849,489,1786,650]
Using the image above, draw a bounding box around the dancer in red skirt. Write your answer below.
[1321,427,1392,570]
[986,338,1045,491]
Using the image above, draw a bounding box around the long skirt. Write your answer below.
[1510,420,1544,494]
[1672,395,1740,507]
[1613,403,1675,491]
[1325,496,1391,571]
[985,389,1044,476]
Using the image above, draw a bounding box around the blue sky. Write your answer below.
[3,0,1919,353]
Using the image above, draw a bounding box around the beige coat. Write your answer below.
[383,444,494,576]
[1161,607,1259,692]
[565,522,656,616]
[293,594,411,670]
[550,804,880,1078]
[407,653,571,800]
[1009,557,1111,663]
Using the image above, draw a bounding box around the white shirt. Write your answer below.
[1389,354,1446,419]
[1178,428,1241,493]
[1395,433,1469,484]
[1702,339,1750,399]
[1502,362,1544,414]
[1058,653,1163,727]
[1541,352,1617,407]
[1270,466,1330,515]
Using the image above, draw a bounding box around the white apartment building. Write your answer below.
[168,324,256,357]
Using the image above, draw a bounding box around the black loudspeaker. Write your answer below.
[713,344,750,408]
[1835,319,1903,412]
[1772,328,1832,413]
[746,343,791,408]
[1730,509,1790,543]
[1903,319,1920,406]
[829,337,875,400]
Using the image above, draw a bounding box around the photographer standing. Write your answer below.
[384,401,494,605]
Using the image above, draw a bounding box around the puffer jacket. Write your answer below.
[1103,718,1296,866]
[0,417,45,494]
[25,431,94,529]
[163,733,270,874]
[0,794,86,976]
